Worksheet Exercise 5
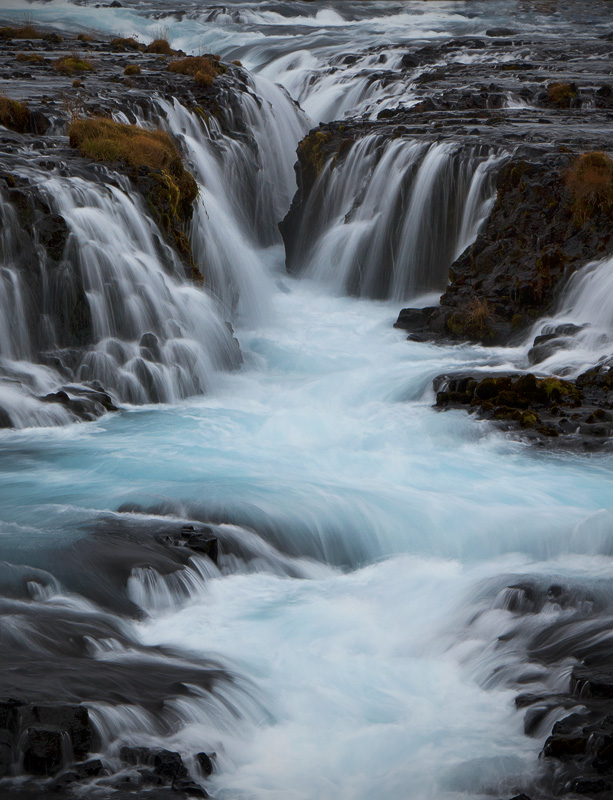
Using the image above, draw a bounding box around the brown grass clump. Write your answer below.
[76,33,93,42]
[124,64,141,76]
[68,117,198,257]
[232,59,243,67]
[566,151,613,225]
[16,52,45,64]
[69,117,176,170]
[111,37,144,52]
[0,96,30,133]
[547,82,577,108]
[168,55,225,85]
[0,25,42,40]
[145,38,175,55]
[54,55,95,75]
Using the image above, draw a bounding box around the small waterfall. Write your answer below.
[285,137,504,300]
[0,165,242,421]
[148,81,308,322]
[527,254,613,374]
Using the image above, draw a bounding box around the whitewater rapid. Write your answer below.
[0,0,612,798]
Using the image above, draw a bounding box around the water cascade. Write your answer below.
[284,137,504,299]
[0,1,611,799]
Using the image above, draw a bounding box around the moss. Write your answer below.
[124,64,141,76]
[0,96,30,133]
[298,130,333,177]
[68,116,198,263]
[547,82,578,108]
[520,410,539,428]
[54,56,95,75]
[15,52,45,64]
[540,377,581,405]
[168,55,226,85]
[146,38,175,55]
[511,313,525,329]
[566,151,613,226]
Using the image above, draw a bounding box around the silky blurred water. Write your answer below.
[0,0,612,797]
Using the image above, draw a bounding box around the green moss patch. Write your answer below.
[0,96,30,133]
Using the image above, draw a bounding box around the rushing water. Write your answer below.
[0,0,613,798]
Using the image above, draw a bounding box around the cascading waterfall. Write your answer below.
[0,168,241,413]
[285,137,504,300]
[526,253,613,375]
[152,79,308,321]
[0,1,613,799]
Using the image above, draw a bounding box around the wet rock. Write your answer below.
[19,703,92,760]
[196,751,214,776]
[159,525,219,564]
[21,726,66,775]
[433,367,613,449]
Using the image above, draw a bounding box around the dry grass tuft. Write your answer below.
[566,151,613,225]
[146,38,175,55]
[168,55,225,85]
[111,37,144,52]
[68,117,177,171]
[16,52,45,64]
[124,64,141,76]
[0,25,42,40]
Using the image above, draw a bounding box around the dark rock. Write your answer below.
[19,704,92,760]
[21,726,66,775]
[196,751,213,776]
[173,779,208,797]
[569,778,610,793]
[486,28,517,37]
[542,734,587,760]
[120,745,188,783]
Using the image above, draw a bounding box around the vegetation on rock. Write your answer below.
[146,38,175,55]
[168,55,226,86]
[0,96,30,133]
[547,82,578,108]
[111,37,144,52]
[54,55,95,75]
[566,151,613,225]
[68,117,198,265]
[0,25,42,40]
[123,64,141,76]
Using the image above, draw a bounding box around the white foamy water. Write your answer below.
[0,1,612,798]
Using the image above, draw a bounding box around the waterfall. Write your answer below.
[284,137,504,300]
[526,254,613,374]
